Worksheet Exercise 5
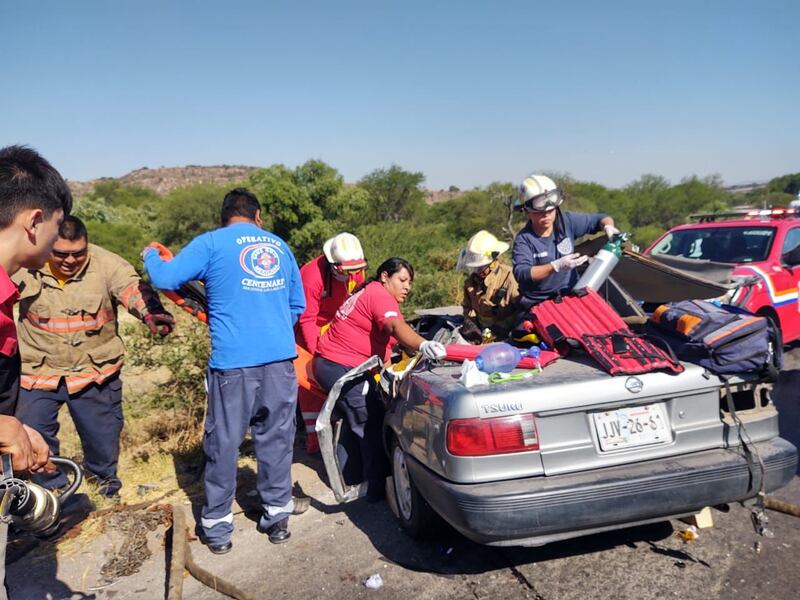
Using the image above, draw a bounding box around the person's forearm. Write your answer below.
[298,316,320,354]
[386,320,424,353]
[530,263,556,281]
[600,216,615,229]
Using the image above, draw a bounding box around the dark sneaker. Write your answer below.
[257,517,290,544]
[99,488,121,500]
[206,540,233,555]
[96,476,122,500]
[292,496,310,515]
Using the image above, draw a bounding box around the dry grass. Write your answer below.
[57,408,202,508]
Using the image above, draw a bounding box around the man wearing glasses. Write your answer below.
[512,174,619,308]
[13,215,175,498]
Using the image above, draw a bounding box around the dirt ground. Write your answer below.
[7,346,800,600]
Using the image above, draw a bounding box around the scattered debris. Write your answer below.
[364,574,384,590]
[137,483,160,497]
[681,507,714,529]
[753,541,762,554]
[677,525,698,542]
[674,561,687,569]
[100,505,168,580]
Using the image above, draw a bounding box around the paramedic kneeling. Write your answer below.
[512,174,618,308]
[311,257,446,501]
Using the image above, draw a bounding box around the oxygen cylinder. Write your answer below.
[573,233,628,292]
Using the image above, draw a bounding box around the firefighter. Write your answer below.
[512,174,618,308]
[14,216,175,498]
[143,188,306,553]
[312,257,446,501]
[456,230,520,342]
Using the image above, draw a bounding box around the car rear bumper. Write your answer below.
[406,437,798,546]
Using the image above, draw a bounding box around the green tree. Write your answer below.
[767,173,800,197]
[156,183,231,249]
[89,180,159,210]
[354,220,461,313]
[624,174,672,228]
[358,165,426,223]
[85,221,150,267]
[429,182,522,243]
[248,159,369,263]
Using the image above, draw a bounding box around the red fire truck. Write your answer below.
[644,208,800,345]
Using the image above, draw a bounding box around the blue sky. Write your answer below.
[2,1,797,190]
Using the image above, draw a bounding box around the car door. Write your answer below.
[776,226,800,342]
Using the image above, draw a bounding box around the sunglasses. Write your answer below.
[52,247,88,259]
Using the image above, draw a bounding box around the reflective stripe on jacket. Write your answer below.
[13,244,164,394]
[462,261,520,336]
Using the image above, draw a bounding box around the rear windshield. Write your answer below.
[649,227,774,263]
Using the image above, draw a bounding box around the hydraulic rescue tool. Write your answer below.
[0,454,82,537]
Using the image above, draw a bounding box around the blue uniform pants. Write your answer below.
[16,376,123,494]
[201,360,297,545]
[312,356,388,495]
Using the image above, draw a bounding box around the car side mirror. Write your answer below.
[781,244,800,267]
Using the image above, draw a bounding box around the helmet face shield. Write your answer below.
[523,188,563,213]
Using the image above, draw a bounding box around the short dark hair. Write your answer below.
[0,145,72,228]
[376,257,415,282]
[221,187,260,225]
[59,215,88,241]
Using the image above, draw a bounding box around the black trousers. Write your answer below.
[312,355,388,488]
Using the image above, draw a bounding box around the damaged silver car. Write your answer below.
[316,245,798,547]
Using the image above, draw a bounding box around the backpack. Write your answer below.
[646,300,782,380]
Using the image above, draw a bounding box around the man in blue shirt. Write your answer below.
[143,188,305,553]
[512,174,618,307]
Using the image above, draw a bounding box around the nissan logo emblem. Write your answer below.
[625,377,643,394]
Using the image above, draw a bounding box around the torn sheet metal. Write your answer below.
[576,236,731,304]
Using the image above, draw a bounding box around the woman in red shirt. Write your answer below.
[313,257,446,501]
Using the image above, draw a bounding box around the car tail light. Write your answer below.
[446,414,539,456]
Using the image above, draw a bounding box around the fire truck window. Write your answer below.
[781,228,800,255]
[651,227,774,263]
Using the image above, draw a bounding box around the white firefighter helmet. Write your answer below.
[519,174,563,212]
[323,232,367,272]
[456,230,510,271]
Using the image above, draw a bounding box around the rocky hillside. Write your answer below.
[67,165,259,197]
[67,164,462,204]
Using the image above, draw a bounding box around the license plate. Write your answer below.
[593,403,670,451]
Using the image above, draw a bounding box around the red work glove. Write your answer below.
[144,312,175,336]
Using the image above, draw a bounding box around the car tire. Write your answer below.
[390,440,441,538]
[757,312,783,377]
[760,313,783,348]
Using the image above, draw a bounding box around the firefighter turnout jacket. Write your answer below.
[13,244,168,394]
[462,261,520,337]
